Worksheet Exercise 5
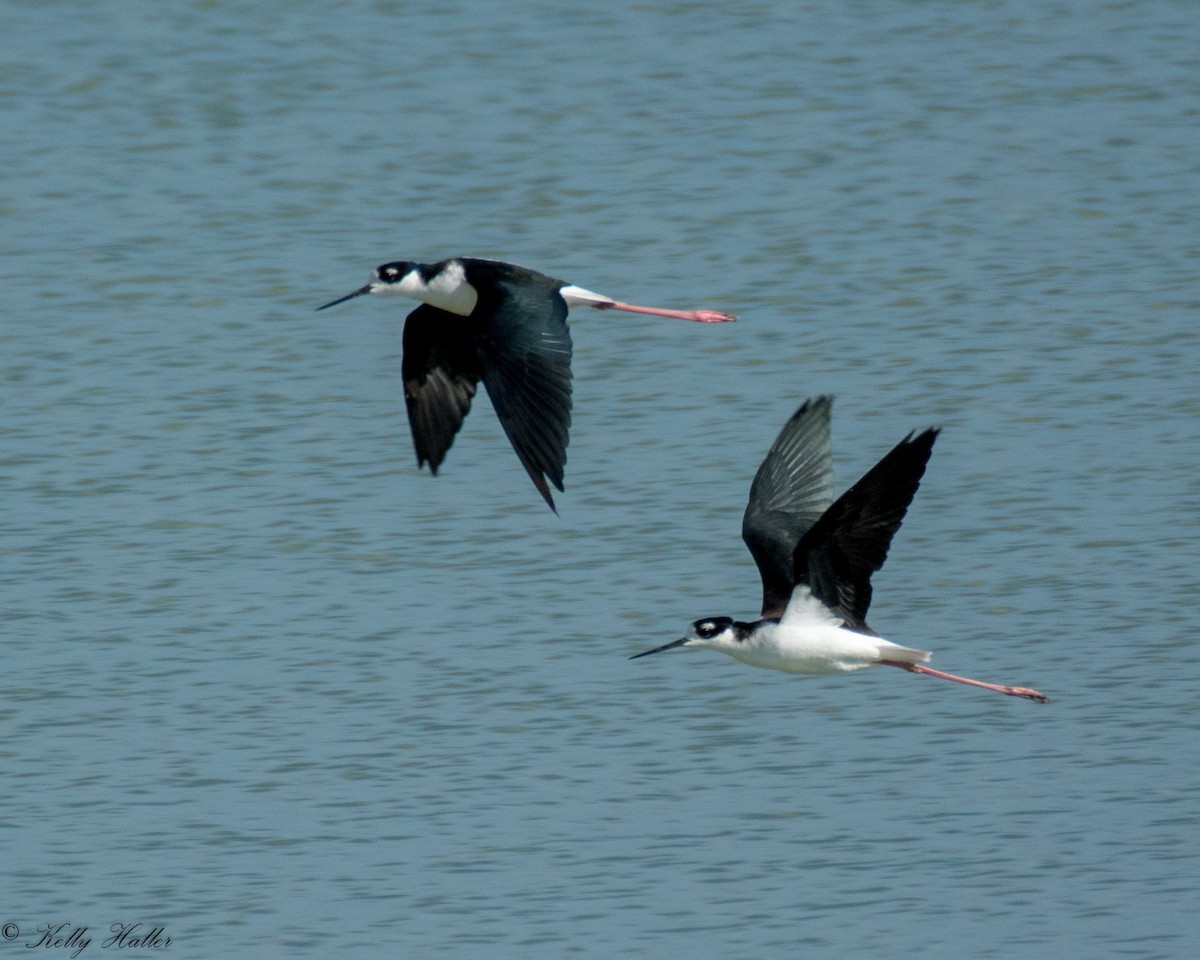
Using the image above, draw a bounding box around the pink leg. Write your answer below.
[594,300,736,323]
[879,660,1048,703]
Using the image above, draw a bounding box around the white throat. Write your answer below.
[377,261,479,316]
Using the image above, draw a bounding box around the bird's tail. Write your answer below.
[876,641,931,664]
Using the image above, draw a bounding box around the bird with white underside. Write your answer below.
[319,257,735,511]
[631,396,1048,703]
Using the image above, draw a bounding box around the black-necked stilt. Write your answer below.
[631,397,1048,703]
[319,257,735,511]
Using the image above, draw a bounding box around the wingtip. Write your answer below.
[798,395,834,415]
[531,475,560,513]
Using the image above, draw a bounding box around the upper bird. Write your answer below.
[319,257,735,510]
[631,397,1048,703]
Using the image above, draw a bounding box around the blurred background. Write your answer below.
[2,1,1197,957]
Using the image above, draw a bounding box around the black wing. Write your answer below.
[401,304,483,475]
[794,426,939,633]
[742,397,835,619]
[474,272,573,512]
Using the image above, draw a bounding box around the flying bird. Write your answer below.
[631,397,1048,703]
[319,257,735,510]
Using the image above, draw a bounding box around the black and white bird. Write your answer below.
[631,397,1048,703]
[319,257,734,510]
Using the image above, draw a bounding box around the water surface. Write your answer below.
[2,1,1198,957]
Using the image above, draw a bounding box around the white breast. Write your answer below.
[732,619,930,676]
[385,261,479,316]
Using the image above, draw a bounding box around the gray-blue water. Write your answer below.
[3,1,1198,957]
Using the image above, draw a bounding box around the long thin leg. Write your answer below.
[594,300,736,323]
[879,659,1048,703]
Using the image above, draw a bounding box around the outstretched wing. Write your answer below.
[742,397,835,619]
[401,304,482,474]
[792,426,939,633]
[475,274,573,511]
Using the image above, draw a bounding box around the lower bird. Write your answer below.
[318,257,735,510]
[631,397,1048,703]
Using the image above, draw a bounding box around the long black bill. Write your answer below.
[316,284,373,311]
[629,637,689,660]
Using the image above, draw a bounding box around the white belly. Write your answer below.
[729,621,929,675]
